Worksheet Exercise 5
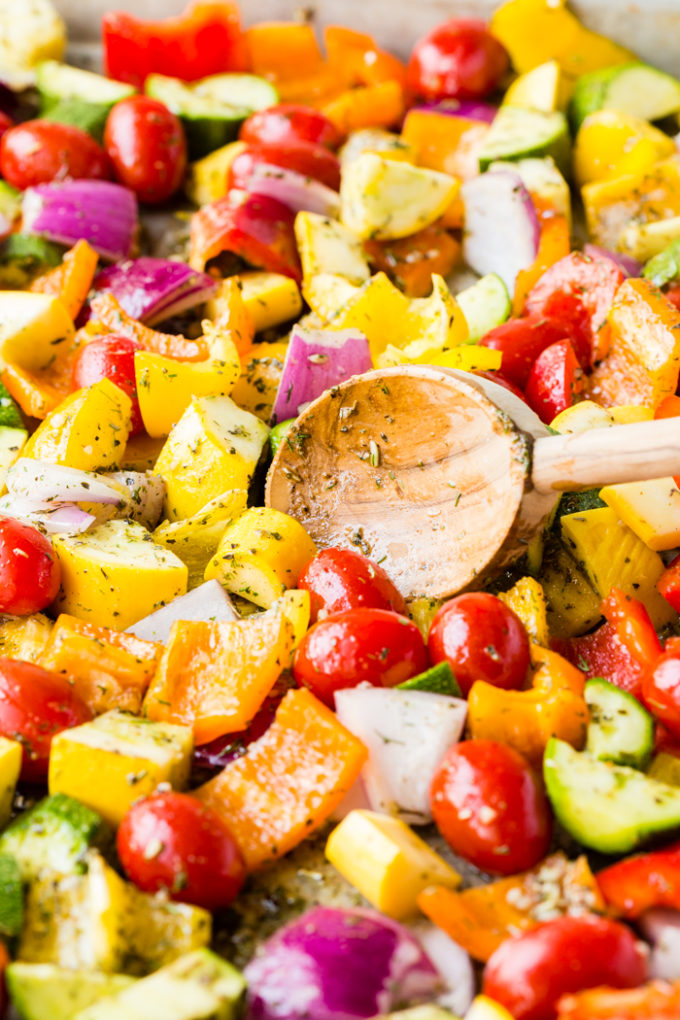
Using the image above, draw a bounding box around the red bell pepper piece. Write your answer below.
[602,587,663,668]
[103,2,249,88]
[189,190,302,282]
[478,314,574,388]
[524,338,583,423]
[227,141,342,193]
[525,251,625,368]
[642,650,680,739]
[597,841,680,917]
[657,552,680,613]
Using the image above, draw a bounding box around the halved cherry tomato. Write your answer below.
[117,792,246,909]
[239,104,342,151]
[298,548,406,623]
[428,592,529,696]
[0,657,92,781]
[407,19,509,101]
[0,120,111,190]
[483,914,647,1020]
[657,552,680,613]
[72,335,144,436]
[0,517,61,616]
[431,740,552,876]
[524,338,584,424]
[478,314,573,389]
[642,651,680,738]
[104,96,187,204]
[292,608,428,706]
[228,141,341,192]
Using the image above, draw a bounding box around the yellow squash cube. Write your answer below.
[205,507,317,609]
[499,577,550,646]
[185,140,246,206]
[52,520,188,631]
[340,128,417,167]
[325,810,460,920]
[302,273,362,323]
[0,292,73,372]
[295,211,370,285]
[503,60,564,112]
[154,488,248,589]
[0,736,21,829]
[600,478,680,552]
[582,156,680,250]
[48,710,193,827]
[154,395,269,521]
[23,379,132,471]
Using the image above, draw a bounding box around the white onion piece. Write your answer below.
[245,162,341,218]
[7,459,128,506]
[639,907,680,980]
[409,922,475,1017]
[0,495,95,534]
[126,580,238,642]
[109,470,166,528]
[334,686,467,825]
[462,170,540,293]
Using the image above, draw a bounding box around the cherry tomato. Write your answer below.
[524,338,584,424]
[293,608,428,707]
[240,104,342,151]
[474,370,527,403]
[0,120,111,190]
[104,96,187,204]
[298,548,406,623]
[117,792,246,910]
[407,19,509,101]
[482,914,647,1020]
[428,592,530,696]
[0,516,61,615]
[665,282,680,314]
[72,335,144,436]
[0,657,92,781]
[228,141,341,193]
[642,652,680,738]
[479,314,574,389]
[430,740,552,875]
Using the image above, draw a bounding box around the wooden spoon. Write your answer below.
[265,366,680,601]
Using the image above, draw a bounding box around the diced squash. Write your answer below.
[154,395,269,521]
[325,810,460,920]
[340,153,458,241]
[0,426,27,490]
[48,710,193,827]
[541,544,603,639]
[39,615,163,716]
[185,141,246,206]
[573,110,675,187]
[0,736,21,828]
[588,278,680,410]
[153,489,248,589]
[560,506,675,627]
[618,216,680,262]
[230,342,287,422]
[217,272,302,334]
[0,613,53,663]
[123,888,211,976]
[582,156,680,250]
[600,478,680,552]
[503,60,565,112]
[22,379,132,471]
[303,273,362,323]
[550,400,615,433]
[295,211,370,285]
[52,520,188,631]
[195,688,367,870]
[498,576,549,646]
[0,292,74,373]
[340,128,416,167]
[204,507,317,609]
[609,405,655,424]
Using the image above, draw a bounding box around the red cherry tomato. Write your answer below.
[524,338,584,424]
[0,516,61,615]
[117,792,246,909]
[72,335,144,436]
[293,608,428,707]
[431,740,552,875]
[642,652,680,738]
[0,657,92,781]
[483,914,647,1020]
[104,96,187,204]
[0,120,111,190]
[228,141,341,192]
[407,19,509,101]
[478,314,574,389]
[474,370,527,403]
[298,548,406,623]
[239,104,342,151]
[428,592,530,696]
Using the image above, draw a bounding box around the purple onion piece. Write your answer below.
[583,243,641,278]
[414,99,497,124]
[93,256,217,324]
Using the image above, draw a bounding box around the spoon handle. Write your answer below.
[531,417,680,493]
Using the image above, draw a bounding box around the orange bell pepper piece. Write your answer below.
[467,644,588,765]
[39,614,162,715]
[557,981,680,1020]
[1,364,71,419]
[144,609,294,745]
[322,80,405,136]
[363,223,461,298]
[245,22,340,104]
[588,277,680,409]
[87,293,208,361]
[401,109,490,179]
[211,276,254,360]
[30,240,99,321]
[324,25,406,88]
[513,213,571,316]
[419,852,604,962]
[195,687,367,870]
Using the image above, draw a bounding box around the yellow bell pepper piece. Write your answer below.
[609,405,654,425]
[0,613,53,663]
[0,736,21,828]
[0,292,74,373]
[325,810,460,920]
[573,110,675,187]
[48,710,194,827]
[212,272,302,334]
[498,577,549,646]
[600,478,680,552]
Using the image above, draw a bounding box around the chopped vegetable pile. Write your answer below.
[2,0,680,1018]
